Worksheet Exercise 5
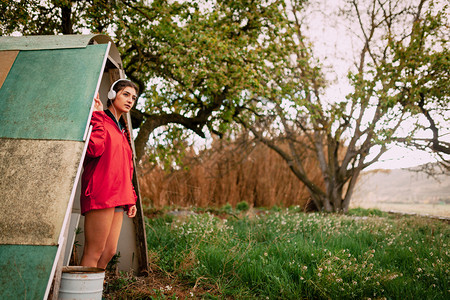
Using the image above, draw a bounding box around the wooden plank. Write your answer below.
[0,50,18,89]
[132,167,150,275]
[0,44,108,141]
[0,34,98,51]
[0,245,57,299]
[109,68,121,83]
[47,214,71,300]
[0,138,85,245]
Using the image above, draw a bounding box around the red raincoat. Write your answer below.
[80,111,137,215]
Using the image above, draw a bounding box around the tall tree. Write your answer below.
[237,0,449,212]
[0,0,293,162]
[382,0,450,170]
[113,0,297,161]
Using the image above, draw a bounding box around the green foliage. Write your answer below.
[270,205,282,212]
[236,201,250,212]
[347,208,389,217]
[118,0,291,99]
[118,0,297,160]
[146,209,450,299]
[106,252,121,273]
[221,203,233,214]
[0,0,115,35]
[146,126,190,171]
[108,270,137,292]
[345,0,450,146]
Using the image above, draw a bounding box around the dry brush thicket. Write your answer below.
[138,136,324,209]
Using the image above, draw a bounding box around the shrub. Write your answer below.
[236,201,250,212]
[221,203,233,214]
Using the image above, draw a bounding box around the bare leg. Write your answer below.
[97,211,124,269]
[80,208,115,268]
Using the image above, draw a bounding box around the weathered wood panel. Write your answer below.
[0,138,84,245]
[0,50,18,89]
[0,44,107,141]
[0,245,57,299]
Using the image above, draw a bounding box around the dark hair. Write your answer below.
[113,79,139,96]
[106,79,138,155]
[106,79,139,108]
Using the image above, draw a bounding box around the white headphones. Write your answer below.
[107,79,129,100]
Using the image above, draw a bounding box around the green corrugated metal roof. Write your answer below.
[0,34,106,51]
[0,245,58,299]
[0,43,108,140]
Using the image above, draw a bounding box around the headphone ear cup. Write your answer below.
[108,78,128,100]
[107,89,116,100]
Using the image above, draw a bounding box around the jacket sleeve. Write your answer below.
[132,185,138,202]
[86,111,106,158]
[124,189,138,212]
[131,164,138,202]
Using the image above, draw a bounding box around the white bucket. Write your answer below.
[59,266,105,300]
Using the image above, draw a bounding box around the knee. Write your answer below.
[102,247,118,262]
[84,243,106,260]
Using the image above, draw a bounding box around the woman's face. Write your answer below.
[112,86,137,114]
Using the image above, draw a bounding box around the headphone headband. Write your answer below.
[107,79,130,100]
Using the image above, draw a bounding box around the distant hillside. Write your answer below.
[352,165,450,204]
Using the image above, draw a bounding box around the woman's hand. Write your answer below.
[93,93,103,112]
[127,205,137,218]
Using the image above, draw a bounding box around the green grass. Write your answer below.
[144,208,449,299]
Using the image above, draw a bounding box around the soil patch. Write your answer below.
[103,268,219,299]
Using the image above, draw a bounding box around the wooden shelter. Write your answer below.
[0,34,148,299]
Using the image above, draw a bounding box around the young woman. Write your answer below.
[80,79,138,269]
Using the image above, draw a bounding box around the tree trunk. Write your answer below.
[61,3,73,34]
[133,113,207,162]
[134,117,158,163]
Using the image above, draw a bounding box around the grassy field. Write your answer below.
[350,202,450,218]
[107,207,449,299]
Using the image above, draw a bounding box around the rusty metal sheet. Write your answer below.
[0,138,84,245]
[0,50,18,89]
[0,245,57,299]
[0,44,108,141]
[0,34,99,51]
